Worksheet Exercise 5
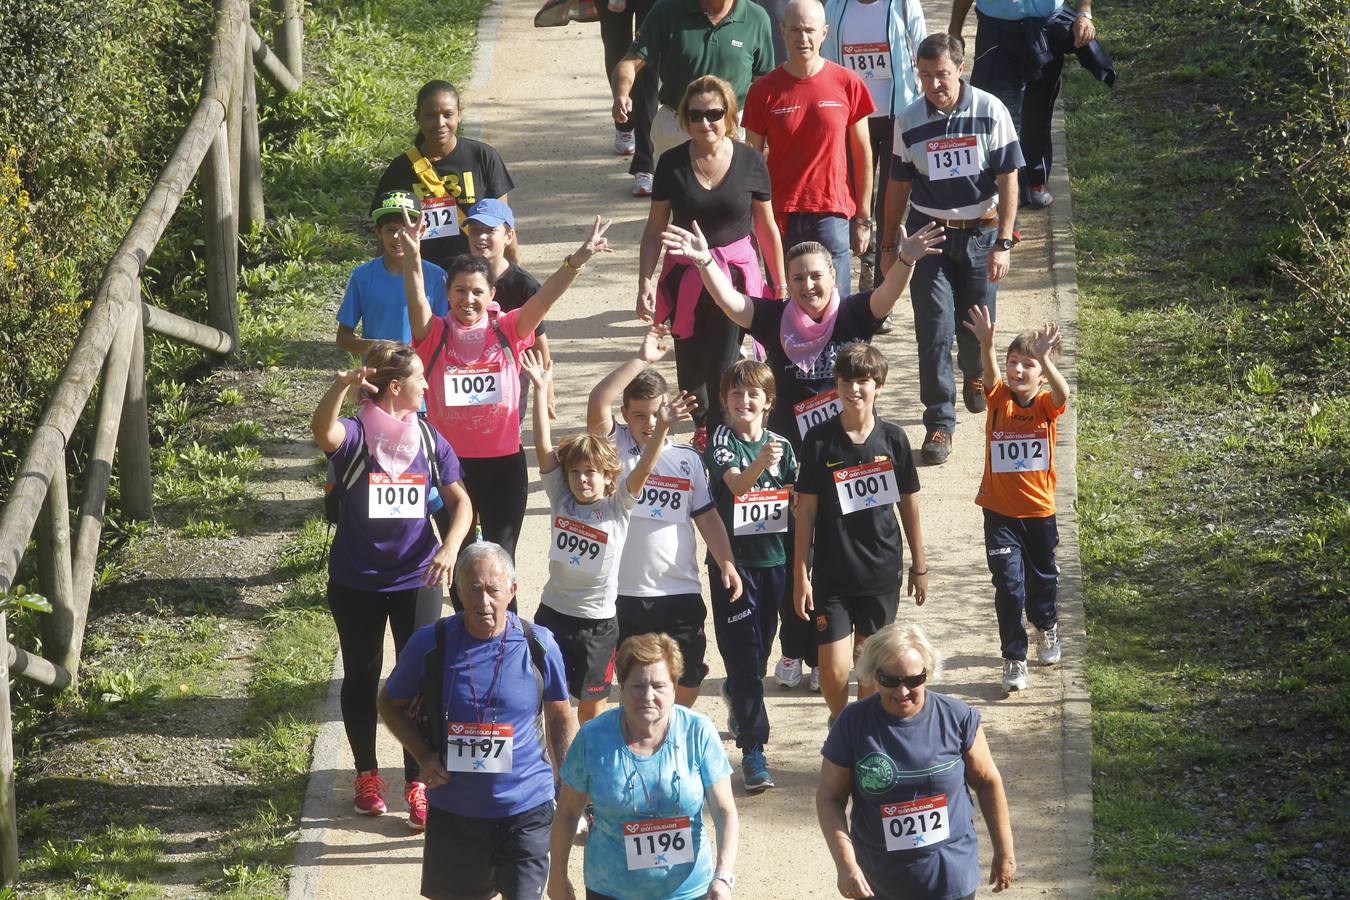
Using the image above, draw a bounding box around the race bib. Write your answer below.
[549,516,608,575]
[842,42,891,80]
[442,362,504,406]
[622,816,694,871]
[367,472,425,519]
[422,195,461,240]
[881,795,950,851]
[990,431,1050,473]
[633,475,691,523]
[833,460,900,514]
[795,388,843,438]
[445,722,513,773]
[925,136,980,181]
[733,488,790,536]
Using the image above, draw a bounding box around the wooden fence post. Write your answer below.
[203,122,240,354]
[0,613,18,885]
[273,0,303,80]
[118,293,153,519]
[36,456,77,684]
[226,5,246,221]
[240,7,264,231]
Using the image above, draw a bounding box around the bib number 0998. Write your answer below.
[640,486,682,510]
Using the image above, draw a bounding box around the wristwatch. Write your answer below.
[992,237,1015,251]
[713,870,736,889]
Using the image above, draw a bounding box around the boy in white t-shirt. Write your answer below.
[524,350,688,725]
[587,327,743,707]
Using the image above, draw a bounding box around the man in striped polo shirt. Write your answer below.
[879,33,1022,465]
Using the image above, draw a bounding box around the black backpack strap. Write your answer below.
[421,617,449,760]
[417,418,441,488]
[425,317,452,375]
[339,417,369,494]
[488,311,518,369]
[518,616,547,716]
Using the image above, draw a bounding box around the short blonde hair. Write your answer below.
[856,622,943,688]
[556,434,621,495]
[677,76,739,136]
[615,633,684,686]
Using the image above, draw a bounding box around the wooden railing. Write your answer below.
[0,0,305,882]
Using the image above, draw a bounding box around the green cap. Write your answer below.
[372,190,421,224]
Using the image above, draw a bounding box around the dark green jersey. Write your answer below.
[704,423,798,567]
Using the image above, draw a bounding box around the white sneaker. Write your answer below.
[774,657,803,688]
[1036,623,1062,665]
[632,172,654,197]
[1001,659,1029,692]
[614,129,636,156]
[809,667,821,692]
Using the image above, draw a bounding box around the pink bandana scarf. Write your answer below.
[780,287,842,373]
[445,300,502,364]
[356,399,421,476]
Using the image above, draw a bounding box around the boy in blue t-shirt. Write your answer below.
[704,359,798,793]
[336,190,450,353]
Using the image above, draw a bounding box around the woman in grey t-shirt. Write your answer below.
[817,622,1017,898]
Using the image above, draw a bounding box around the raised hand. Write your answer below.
[573,216,614,266]
[396,209,423,259]
[335,366,378,395]
[637,324,671,363]
[898,221,945,265]
[658,390,698,428]
[520,348,552,390]
[660,221,712,267]
[962,305,995,349]
[1032,322,1062,358]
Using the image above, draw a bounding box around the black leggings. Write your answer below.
[670,286,745,429]
[440,449,527,612]
[597,0,659,173]
[326,580,443,779]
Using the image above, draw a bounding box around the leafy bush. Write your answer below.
[0,0,205,484]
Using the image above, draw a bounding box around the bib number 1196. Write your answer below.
[623,816,694,870]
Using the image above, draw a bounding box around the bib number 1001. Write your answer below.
[841,472,890,500]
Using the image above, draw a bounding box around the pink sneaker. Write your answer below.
[353,770,387,816]
[405,781,428,832]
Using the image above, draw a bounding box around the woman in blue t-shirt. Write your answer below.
[817,622,1016,899]
[549,633,739,900]
[311,341,473,829]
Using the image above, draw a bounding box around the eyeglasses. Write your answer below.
[875,669,927,690]
[687,107,727,124]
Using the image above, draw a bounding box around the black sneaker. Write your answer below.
[963,378,986,413]
[921,430,953,465]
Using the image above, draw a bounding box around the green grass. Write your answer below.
[1066,0,1350,894]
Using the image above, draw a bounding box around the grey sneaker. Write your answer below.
[1036,623,1062,665]
[1028,184,1054,209]
[1001,659,1029,692]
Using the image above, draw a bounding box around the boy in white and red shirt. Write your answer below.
[963,305,1070,693]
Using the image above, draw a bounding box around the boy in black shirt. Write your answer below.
[794,344,928,721]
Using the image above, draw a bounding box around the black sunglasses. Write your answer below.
[687,107,728,124]
[875,669,927,690]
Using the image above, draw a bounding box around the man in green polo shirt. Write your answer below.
[611,0,775,196]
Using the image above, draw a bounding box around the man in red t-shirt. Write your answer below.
[743,0,875,292]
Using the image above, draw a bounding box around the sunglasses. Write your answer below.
[687,107,728,124]
[875,669,927,690]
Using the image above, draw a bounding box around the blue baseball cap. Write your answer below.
[465,198,516,230]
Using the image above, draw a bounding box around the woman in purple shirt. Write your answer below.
[311,340,473,830]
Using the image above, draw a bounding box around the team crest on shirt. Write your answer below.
[857,753,900,794]
[712,446,735,466]
[679,459,692,476]
[874,455,889,463]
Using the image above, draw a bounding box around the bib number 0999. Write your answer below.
[555,531,600,560]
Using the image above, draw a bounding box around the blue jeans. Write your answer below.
[972,8,1064,202]
[984,509,1060,661]
[907,210,999,434]
[784,211,851,291]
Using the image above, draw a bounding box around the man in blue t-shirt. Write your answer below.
[380,543,576,900]
[336,190,450,353]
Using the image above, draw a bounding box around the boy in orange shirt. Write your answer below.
[964,307,1069,692]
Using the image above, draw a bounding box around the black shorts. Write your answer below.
[534,605,616,700]
[814,588,900,644]
[616,592,708,688]
[421,800,553,899]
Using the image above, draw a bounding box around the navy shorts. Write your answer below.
[534,604,617,700]
[814,588,900,644]
[421,800,553,899]
[616,592,709,687]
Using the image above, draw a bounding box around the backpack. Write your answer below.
[410,614,550,764]
[323,416,442,525]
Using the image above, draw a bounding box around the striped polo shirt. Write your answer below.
[890,81,1024,220]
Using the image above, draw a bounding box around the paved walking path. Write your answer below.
[288,1,1093,896]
